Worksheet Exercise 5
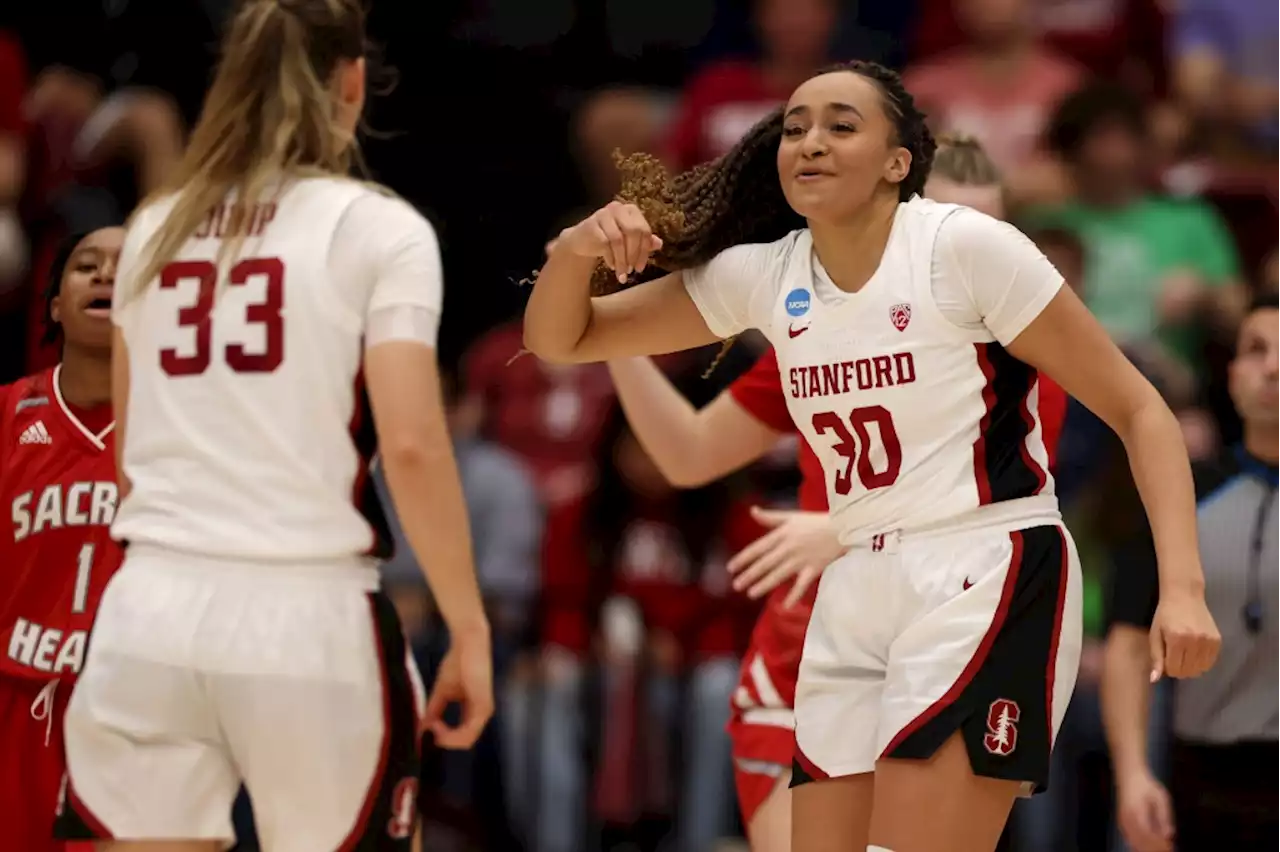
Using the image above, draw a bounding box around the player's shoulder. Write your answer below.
[930,200,1041,260]
[328,181,437,246]
[709,229,807,276]
[0,369,55,427]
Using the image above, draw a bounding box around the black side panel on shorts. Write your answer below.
[53,777,114,840]
[885,525,1068,793]
[343,592,422,850]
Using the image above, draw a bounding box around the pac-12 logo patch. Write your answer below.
[890,303,912,332]
[983,698,1021,756]
[785,289,811,317]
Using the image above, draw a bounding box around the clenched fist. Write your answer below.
[556,201,663,283]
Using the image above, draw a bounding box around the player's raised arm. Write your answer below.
[607,356,781,487]
[525,203,719,363]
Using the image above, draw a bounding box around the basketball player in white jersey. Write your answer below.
[523,61,1220,852]
[54,2,492,850]
[600,136,1014,852]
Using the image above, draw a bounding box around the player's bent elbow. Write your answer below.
[378,438,447,478]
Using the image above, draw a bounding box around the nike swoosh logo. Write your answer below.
[788,324,809,338]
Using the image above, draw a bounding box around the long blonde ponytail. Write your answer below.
[124,0,368,302]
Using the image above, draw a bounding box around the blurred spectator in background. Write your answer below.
[912,0,1167,95]
[905,0,1083,206]
[574,88,669,209]
[463,322,614,852]
[665,0,836,170]
[0,29,29,387]
[1103,294,1278,852]
[1031,81,1245,375]
[1169,0,1278,161]
[583,391,760,852]
[16,63,185,374]
[376,366,542,850]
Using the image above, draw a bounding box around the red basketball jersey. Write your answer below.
[0,367,123,682]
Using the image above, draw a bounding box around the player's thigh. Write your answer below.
[791,547,891,781]
[878,525,1082,786]
[870,731,1021,852]
[790,772,874,852]
[96,842,222,852]
[56,649,238,844]
[221,591,422,852]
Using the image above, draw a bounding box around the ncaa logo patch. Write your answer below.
[785,289,811,318]
[890,303,912,332]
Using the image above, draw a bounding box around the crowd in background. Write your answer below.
[0,1,1275,851]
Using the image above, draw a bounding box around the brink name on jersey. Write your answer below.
[789,352,917,399]
[7,480,119,674]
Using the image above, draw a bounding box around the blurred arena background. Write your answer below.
[0,1,1275,850]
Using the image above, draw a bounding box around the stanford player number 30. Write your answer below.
[159,258,285,376]
[811,405,903,494]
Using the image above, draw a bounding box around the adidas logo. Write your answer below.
[18,421,52,445]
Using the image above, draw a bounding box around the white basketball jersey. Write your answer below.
[112,178,426,566]
[687,197,1061,543]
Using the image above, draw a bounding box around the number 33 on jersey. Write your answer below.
[1,368,123,680]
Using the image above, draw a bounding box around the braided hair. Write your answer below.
[589,60,936,297]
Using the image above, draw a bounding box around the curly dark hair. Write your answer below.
[1045,81,1146,161]
[587,60,937,297]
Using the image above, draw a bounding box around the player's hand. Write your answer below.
[727,507,845,607]
[1116,768,1175,852]
[422,625,494,749]
[1149,581,1220,681]
[557,201,663,283]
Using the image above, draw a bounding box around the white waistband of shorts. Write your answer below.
[845,495,1061,549]
[123,542,382,591]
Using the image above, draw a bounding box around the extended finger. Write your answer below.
[1148,629,1165,683]
[617,204,650,273]
[749,558,801,599]
[749,505,792,528]
[783,568,818,609]
[727,528,783,575]
[734,544,792,595]
[595,212,625,274]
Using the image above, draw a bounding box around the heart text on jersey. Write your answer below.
[11,481,119,541]
[8,619,86,674]
[788,352,917,399]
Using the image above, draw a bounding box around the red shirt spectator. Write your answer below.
[665,0,838,169]
[463,322,616,649]
[905,0,1084,178]
[912,0,1166,94]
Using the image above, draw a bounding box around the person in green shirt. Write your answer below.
[1028,82,1245,368]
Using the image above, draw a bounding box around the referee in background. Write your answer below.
[1103,293,1278,851]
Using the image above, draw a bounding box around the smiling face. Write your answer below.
[50,227,124,352]
[776,70,911,225]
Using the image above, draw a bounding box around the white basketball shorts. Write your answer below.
[792,520,1082,793]
[54,545,426,851]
